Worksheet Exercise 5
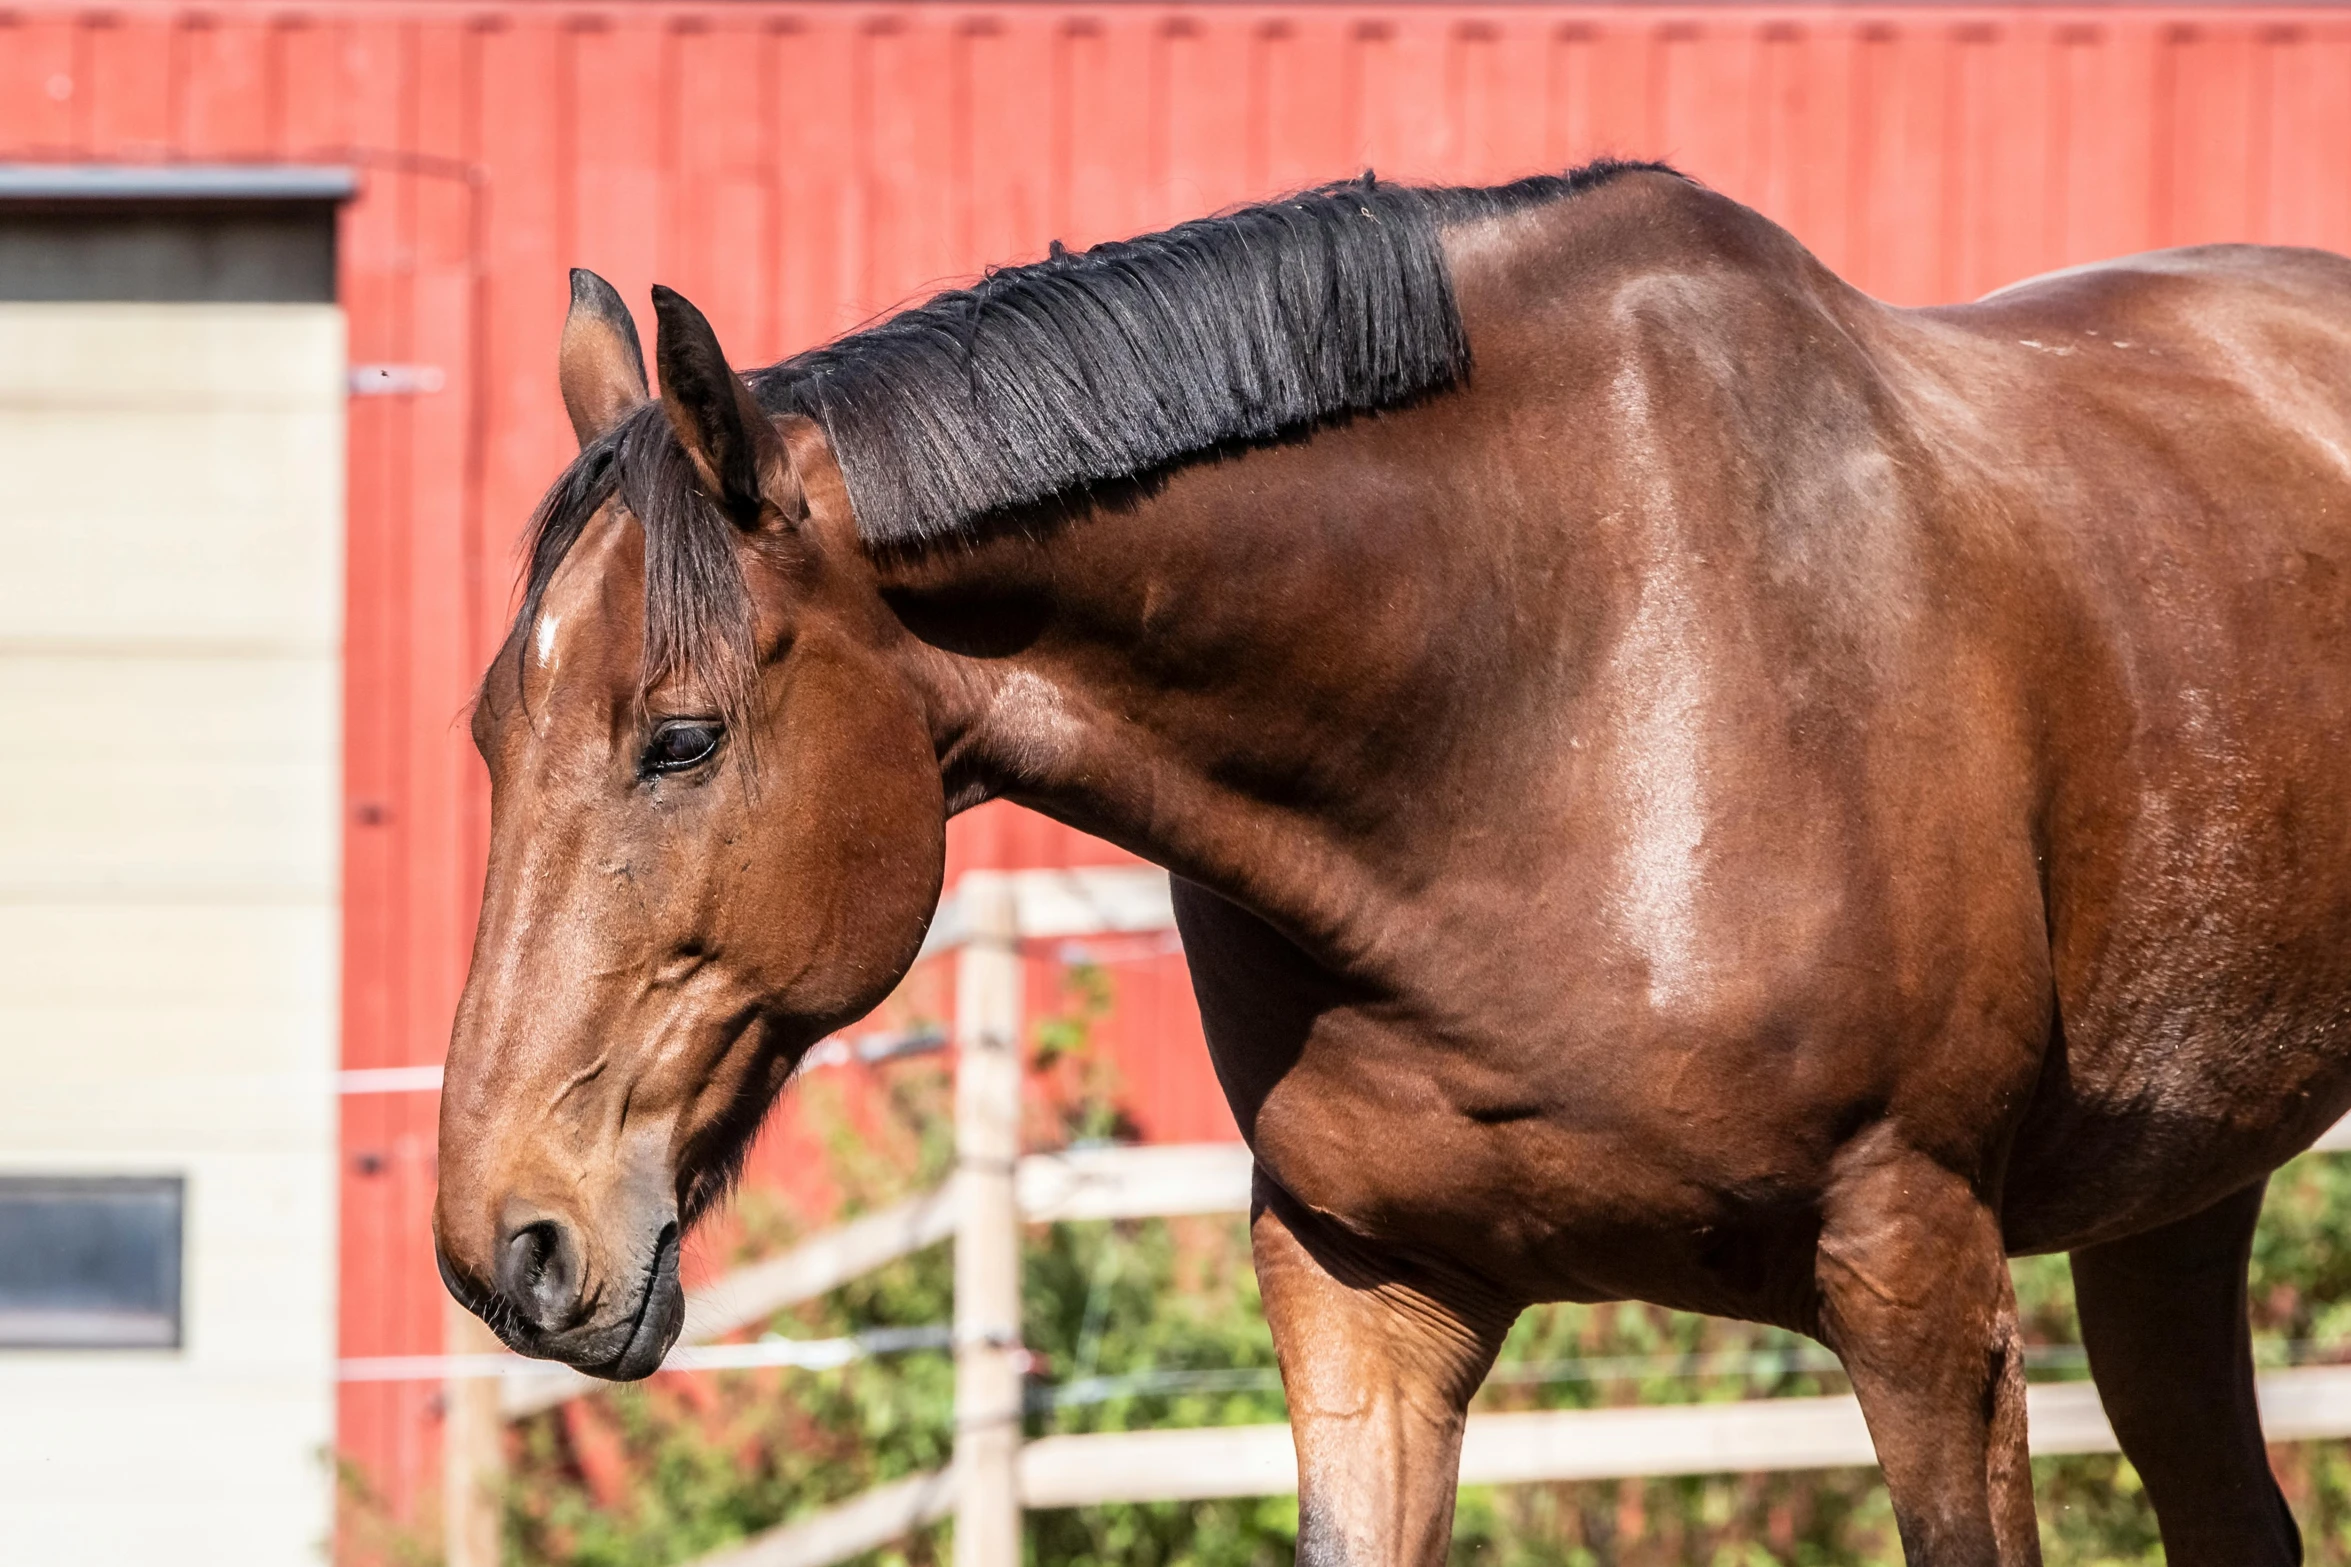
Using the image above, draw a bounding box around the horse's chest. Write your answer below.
[1235,1018,1801,1306]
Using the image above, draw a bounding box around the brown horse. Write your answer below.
[434,162,2351,1565]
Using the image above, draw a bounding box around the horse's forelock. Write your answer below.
[501,406,760,747]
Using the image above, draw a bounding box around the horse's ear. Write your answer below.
[558,269,649,448]
[650,285,797,531]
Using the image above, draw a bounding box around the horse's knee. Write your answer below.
[1252,1174,1515,1567]
[1813,1141,2041,1566]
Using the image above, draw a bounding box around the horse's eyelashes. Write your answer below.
[640,720,724,778]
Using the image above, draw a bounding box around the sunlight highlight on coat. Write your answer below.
[985,669,1086,785]
[1603,352,1712,1011]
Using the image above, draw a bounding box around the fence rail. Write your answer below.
[697,1365,2351,1567]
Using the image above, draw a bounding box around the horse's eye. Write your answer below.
[641,720,722,776]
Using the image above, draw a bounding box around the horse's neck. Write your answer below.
[870,198,1647,962]
[879,441,1495,961]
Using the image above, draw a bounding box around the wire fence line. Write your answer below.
[338,1327,953,1383]
[351,1318,2351,1407]
[1031,1335,2351,1413]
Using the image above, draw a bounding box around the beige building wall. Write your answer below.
[0,305,343,1564]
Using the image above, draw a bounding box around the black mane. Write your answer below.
[758,161,1660,545]
[510,161,1670,715]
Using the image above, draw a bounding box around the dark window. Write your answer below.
[0,165,353,304]
[0,205,336,303]
[0,1177,184,1349]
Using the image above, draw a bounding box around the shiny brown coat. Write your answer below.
[438,171,2351,1564]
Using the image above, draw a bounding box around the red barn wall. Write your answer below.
[5,0,2348,1551]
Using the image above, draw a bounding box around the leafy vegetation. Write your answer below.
[481,963,2351,1567]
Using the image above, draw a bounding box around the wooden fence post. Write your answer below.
[445,1297,507,1567]
[953,874,1025,1567]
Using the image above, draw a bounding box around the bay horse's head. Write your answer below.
[433,273,945,1377]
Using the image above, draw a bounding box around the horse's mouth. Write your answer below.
[439,1224,684,1379]
[577,1224,684,1381]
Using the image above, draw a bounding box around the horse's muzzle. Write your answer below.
[437,1220,684,1381]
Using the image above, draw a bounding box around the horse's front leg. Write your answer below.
[2071,1180,2301,1565]
[1252,1174,1515,1567]
[1815,1135,2041,1567]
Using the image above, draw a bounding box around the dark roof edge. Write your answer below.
[0,164,359,203]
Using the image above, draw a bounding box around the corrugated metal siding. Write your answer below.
[6,1,2349,1551]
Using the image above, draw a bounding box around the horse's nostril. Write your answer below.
[495,1217,584,1333]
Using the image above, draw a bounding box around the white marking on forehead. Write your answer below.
[535,611,562,666]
